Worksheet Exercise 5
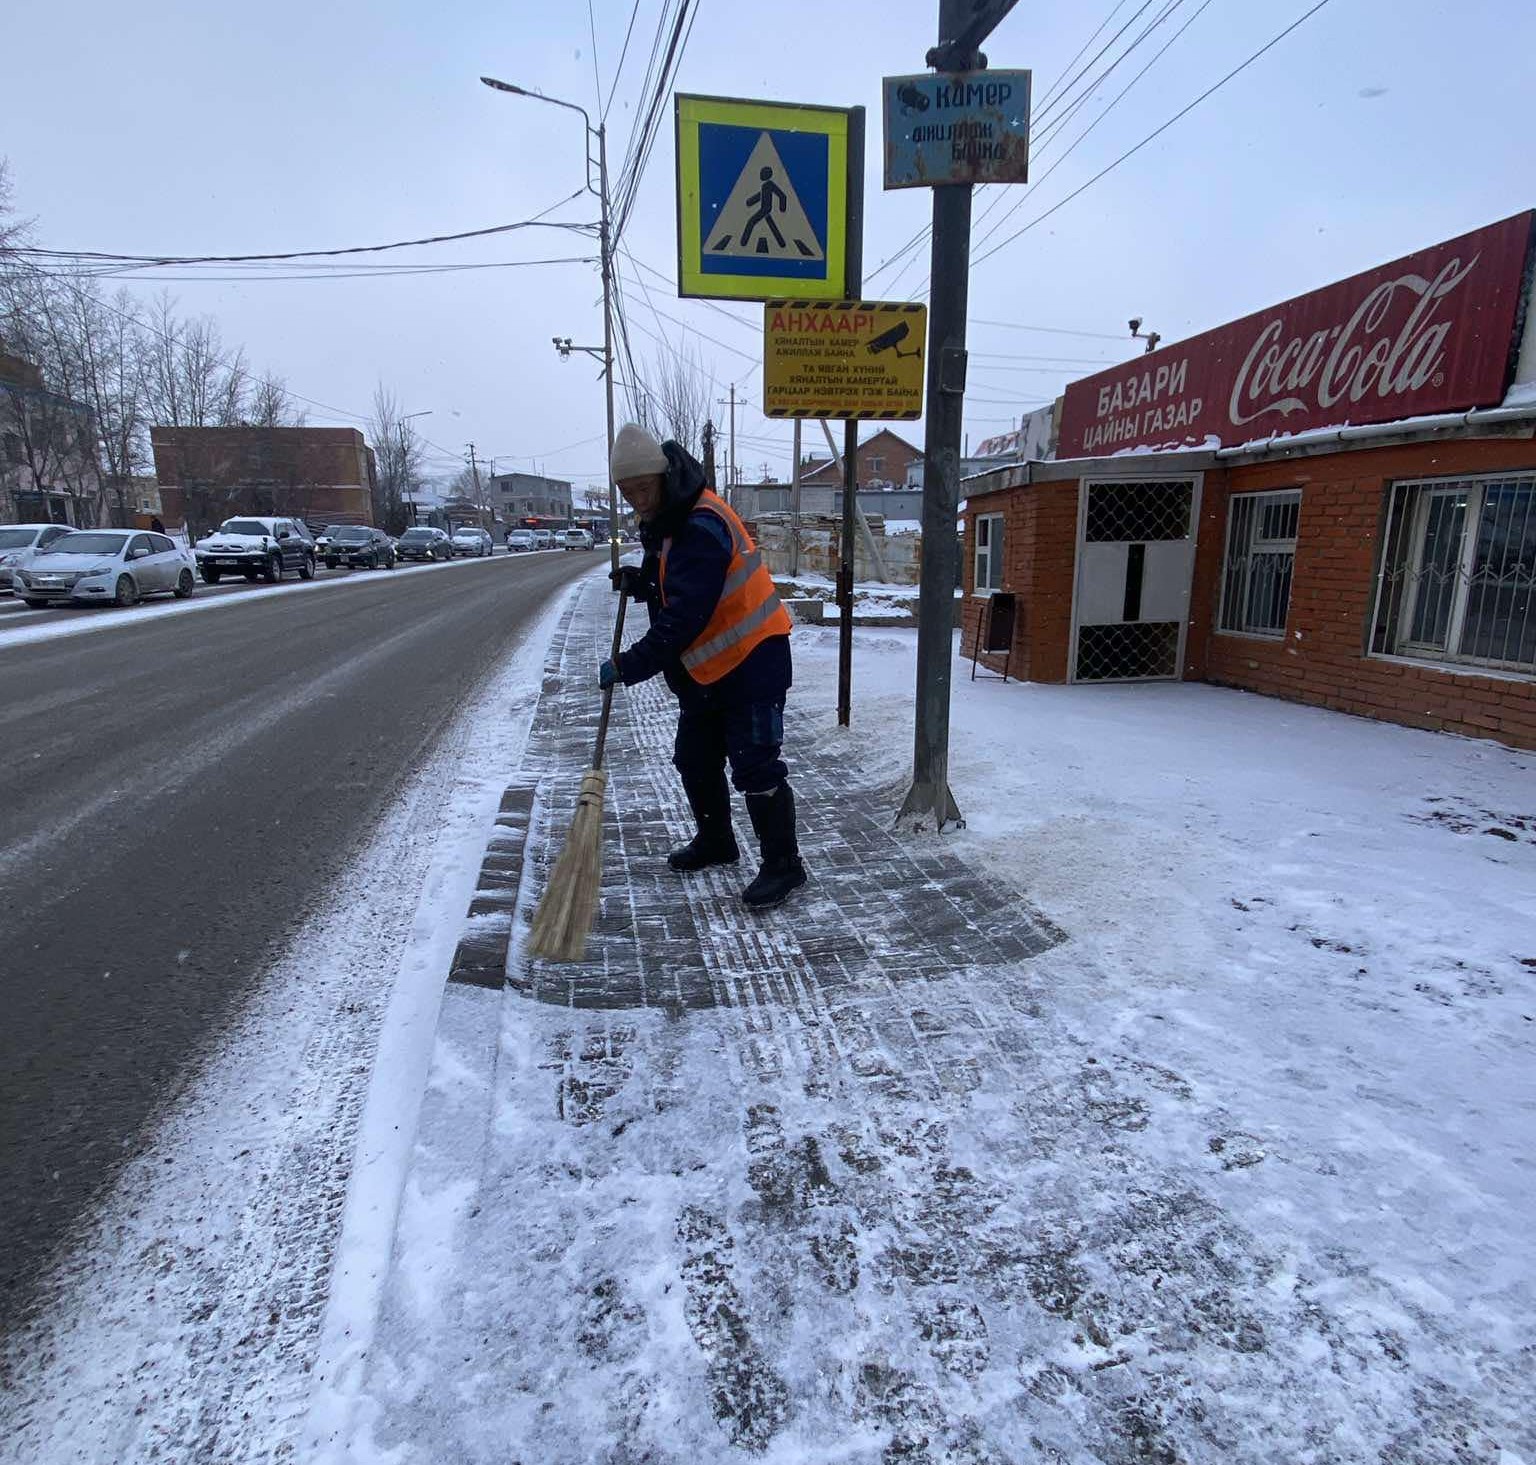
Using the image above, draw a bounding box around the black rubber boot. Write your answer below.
[741,783,807,909]
[668,767,740,872]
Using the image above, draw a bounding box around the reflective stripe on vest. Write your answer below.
[660,490,792,684]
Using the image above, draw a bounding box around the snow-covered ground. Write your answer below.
[328,610,1535,1463]
[0,580,580,1464]
[7,599,1532,1462]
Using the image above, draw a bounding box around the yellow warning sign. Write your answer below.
[762,300,927,421]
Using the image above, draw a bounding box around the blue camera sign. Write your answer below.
[882,70,1031,189]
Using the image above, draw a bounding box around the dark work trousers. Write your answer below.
[673,696,788,797]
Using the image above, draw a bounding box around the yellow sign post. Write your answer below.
[762,300,927,420]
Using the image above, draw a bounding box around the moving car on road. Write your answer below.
[560,528,595,551]
[505,528,536,553]
[196,517,315,585]
[0,523,74,593]
[324,525,396,570]
[14,530,196,608]
[396,527,453,562]
[450,527,494,558]
[532,528,555,550]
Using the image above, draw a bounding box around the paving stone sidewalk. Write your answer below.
[350,581,1529,1465]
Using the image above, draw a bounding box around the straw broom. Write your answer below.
[528,591,629,962]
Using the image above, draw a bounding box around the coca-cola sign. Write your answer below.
[1058,212,1535,458]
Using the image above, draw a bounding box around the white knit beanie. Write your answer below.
[610,422,668,482]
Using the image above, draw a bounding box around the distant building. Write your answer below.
[1,347,102,527]
[150,425,377,537]
[490,470,573,521]
[800,428,920,492]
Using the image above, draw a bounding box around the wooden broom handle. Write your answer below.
[591,589,629,773]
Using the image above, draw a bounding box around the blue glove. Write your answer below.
[598,659,620,690]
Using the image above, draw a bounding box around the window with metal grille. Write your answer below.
[1371,474,1536,675]
[974,513,1004,593]
[1219,490,1301,637]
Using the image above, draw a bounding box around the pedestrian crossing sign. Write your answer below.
[675,94,855,302]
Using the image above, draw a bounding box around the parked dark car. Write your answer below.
[195,516,315,584]
[324,525,396,570]
[396,527,453,562]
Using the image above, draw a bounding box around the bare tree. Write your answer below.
[55,278,145,526]
[0,158,33,261]
[633,344,714,457]
[138,293,248,429]
[368,383,425,533]
[246,369,303,429]
[0,266,102,523]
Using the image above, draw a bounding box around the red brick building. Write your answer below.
[151,425,377,538]
[961,211,1536,751]
[801,427,920,490]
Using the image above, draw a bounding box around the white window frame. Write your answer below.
[1371,471,1536,677]
[974,512,1004,594]
[1217,488,1302,639]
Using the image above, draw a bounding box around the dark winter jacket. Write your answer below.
[616,442,792,707]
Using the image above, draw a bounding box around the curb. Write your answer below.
[447,784,537,990]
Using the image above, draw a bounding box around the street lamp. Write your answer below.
[400,409,432,526]
[481,74,619,575]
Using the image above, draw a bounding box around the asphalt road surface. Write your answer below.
[0,549,599,1327]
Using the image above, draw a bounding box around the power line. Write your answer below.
[603,0,646,118]
[46,256,597,285]
[15,195,593,268]
[972,0,1334,269]
[966,0,1210,261]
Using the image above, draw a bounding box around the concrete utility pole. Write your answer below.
[481,75,618,575]
[467,442,487,530]
[716,385,738,506]
[898,0,1014,830]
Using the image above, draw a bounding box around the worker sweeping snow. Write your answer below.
[602,422,807,910]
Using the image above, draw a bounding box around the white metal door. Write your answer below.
[1071,478,1200,682]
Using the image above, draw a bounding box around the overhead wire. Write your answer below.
[966,0,1209,261]
[603,0,646,119]
[16,194,593,269]
[971,0,1335,268]
[893,0,1192,297]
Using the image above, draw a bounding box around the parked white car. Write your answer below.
[506,528,536,553]
[450,527,494,558]
[14,530,196,608]
[561,528,595,551]
[532,528,555,550]
[0,522,75,592]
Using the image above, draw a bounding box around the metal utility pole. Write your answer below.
[836,111,866,729]
[481,74,617,573]
[898,0,1010,830]
[789,418,802,578]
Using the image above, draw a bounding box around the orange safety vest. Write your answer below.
[659,490,792,684]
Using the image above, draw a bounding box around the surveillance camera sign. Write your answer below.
[883,70,1031,188]
[762,300,927,420]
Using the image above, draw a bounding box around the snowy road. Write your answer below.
[0,549,598,1335]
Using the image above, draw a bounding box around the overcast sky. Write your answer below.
[5,0,1532,494]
